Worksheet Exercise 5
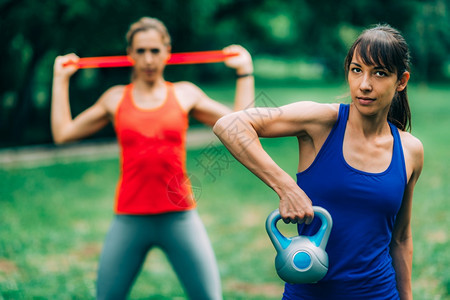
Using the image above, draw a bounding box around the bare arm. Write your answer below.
[189,45,254,126]
[213,102,338,223]
[390,134,424,299]
[223,45,254,111]
[51,54,113,144]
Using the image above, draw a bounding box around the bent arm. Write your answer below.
[189,45,254,126]
[51,54,111,144]
[213,102,337,223]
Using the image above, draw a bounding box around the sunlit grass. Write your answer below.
[0,83,448,299]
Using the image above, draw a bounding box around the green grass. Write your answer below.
[0,83,449,299]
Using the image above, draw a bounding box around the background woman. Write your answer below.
[52,17,254,300]
[214,24,423,299]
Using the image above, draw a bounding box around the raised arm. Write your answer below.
[223,45,254,111]
[213,102,338,223]
[51,54,113,144]
[186,45,254,127]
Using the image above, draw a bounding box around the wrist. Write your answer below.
[272,174,298,196]
[53,74,71,84]
[236,64,253,76]
[236,72,253,79]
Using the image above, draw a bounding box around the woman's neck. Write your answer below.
[348,103,391,138]
[132,77,166,91]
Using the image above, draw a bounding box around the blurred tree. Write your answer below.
[0,0,135,146]
[0,0,448,148]
[406,0,450,82]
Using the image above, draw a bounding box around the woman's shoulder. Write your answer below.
[99,85,127,103]
[398,130,424,172]
[172,81,202,95]
[171,81,209,105]
[398,131,424,154]
[102,85,127,99]
[98,85,127,114]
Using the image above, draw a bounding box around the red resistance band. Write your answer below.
[63,51,238,69]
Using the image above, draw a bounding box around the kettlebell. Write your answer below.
[265,206,333,284]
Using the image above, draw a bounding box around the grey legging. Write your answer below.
[96,209,222,300]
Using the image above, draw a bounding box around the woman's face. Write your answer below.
[128,29,170,82]
[348,51,408,117]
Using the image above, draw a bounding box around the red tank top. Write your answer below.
[114,82,196,214]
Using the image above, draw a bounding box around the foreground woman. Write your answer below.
[214,24,423,299]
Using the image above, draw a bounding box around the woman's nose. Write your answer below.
[144,51,153,64]
[360,74,372,92]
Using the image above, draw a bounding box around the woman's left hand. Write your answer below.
[223,45,253,75]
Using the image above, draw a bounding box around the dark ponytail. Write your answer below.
[344,24,412,132]
[389,88,411,131]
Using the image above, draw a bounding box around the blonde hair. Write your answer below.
[126,17,171,47]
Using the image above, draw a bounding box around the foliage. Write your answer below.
[0,0,449,147]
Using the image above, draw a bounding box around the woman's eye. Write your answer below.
[375,71,388,77]
[351,67,361,73]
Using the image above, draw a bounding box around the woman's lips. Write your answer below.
[142,69,157,76]
[357,96,376,105]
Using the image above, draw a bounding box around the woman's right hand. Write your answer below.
[278,182,315,225]
[53,53,80,79]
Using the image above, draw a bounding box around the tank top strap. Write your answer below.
[120,83,134,107]
[164,81,186,114]
[323,103,350,152]
[388,122,408,185]
[125,83,133,98]
[335,103,350,138]
[125,83,133,93]
[164,81,175,105]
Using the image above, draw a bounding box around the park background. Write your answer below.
[0,0,449,299]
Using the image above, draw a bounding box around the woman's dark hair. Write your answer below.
[344,24,412,131]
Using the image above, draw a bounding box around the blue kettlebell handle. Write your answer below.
[265,206,333,252]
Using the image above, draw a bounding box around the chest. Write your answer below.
[298,135,404,219]
[342,129,394,174]
[115,94,188,147]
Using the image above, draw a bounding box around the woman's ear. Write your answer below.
[164,45,172,63]
[397,71,410,92]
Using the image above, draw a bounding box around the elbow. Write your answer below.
[53,135,67,145]
[391,234,413,246]
[390,230,413,253]
[52,123,76,145]
[214,110,257,142]
[52,131,71,145]
[213,114,234,139]
[52,131,63,144]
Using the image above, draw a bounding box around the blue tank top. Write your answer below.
[284,104,407,299]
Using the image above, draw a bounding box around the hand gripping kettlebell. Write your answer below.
[265,206,333,284]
